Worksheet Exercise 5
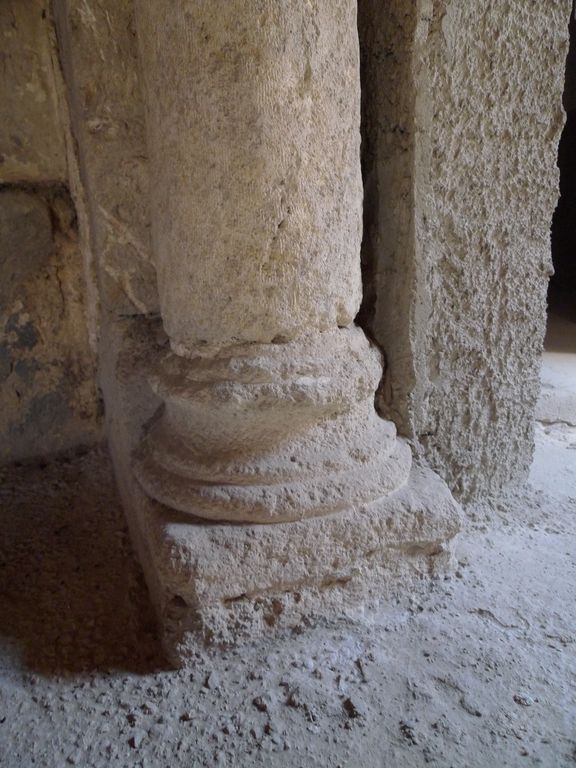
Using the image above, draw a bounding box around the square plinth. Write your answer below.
[132,464,460,660]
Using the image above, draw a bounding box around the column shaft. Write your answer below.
[137,0,363,355]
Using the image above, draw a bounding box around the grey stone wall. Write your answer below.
[360,0,570,499]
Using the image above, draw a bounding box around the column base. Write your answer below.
[101,318,461,664]
[133,325,411,523]
[137,462,460,662]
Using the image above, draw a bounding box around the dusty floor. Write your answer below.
[537,309,576,426]
[0,423,575,767]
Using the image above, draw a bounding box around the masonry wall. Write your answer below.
[0,0,101,462]
[2,0,569,500]
[359,0,570,499]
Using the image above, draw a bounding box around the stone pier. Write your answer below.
[102,0,461,660]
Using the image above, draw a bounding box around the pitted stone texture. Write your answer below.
[135,461,460,656]
[103,319,460,658]
[133,328,411,523]
[359,0,570,499]
[136,0,363,354]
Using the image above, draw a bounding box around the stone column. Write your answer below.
[119,0,459,655]
[133,0,411,523]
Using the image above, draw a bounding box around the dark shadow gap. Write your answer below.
[550,2,576,321]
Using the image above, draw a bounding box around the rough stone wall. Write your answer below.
[0,0,101,462]
[360,0,570,499]
[53,0,158,317]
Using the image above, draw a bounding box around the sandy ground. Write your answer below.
[0,422,574,768]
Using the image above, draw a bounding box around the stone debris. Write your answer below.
[203,672,219,691]
[128,729,146,749]
[251,696,269,713]
[513,693,535,707]
[399,720,418,745]
[342,697,364,720]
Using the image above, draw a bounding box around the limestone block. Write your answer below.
[103,319,461,661]
[138,460,460,657]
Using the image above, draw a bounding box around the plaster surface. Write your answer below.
[360,0,570,499]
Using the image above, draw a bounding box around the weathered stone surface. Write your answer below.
[133,327,411,523]
[136,0,362,354]
[53,0,157,316]
[0,191,54,306]
[0,1,101,462]
[0,0,68,183]
[0,188,101,462]
[359,0,570,499]
[552,12,576,295]
[104,319,461,659]
[112,0,458,658]
[142,460,460,655]
[132,0,416,527]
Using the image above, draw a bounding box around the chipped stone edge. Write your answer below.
[102,318,461,664]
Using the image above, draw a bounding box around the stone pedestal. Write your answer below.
[107,0,463,660]
[104,319,460,661]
